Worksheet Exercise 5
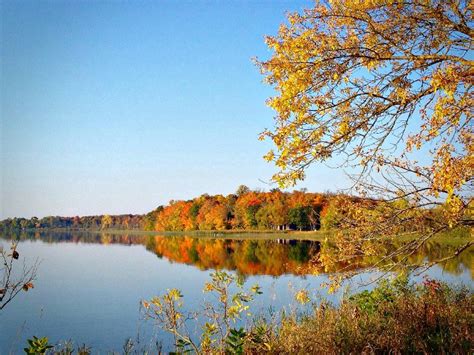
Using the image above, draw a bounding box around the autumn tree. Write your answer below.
[236,185,251,197]
[268,190,290,230]
[196,196,229,230]
[155,201,194,231]
[257,0,473,278]
[101,214,112,230]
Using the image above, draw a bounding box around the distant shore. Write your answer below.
[2,227,471,243]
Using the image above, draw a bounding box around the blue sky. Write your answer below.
[1,0,352,219]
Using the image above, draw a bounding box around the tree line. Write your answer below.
[0,186,346,232]
[1,185,457,234]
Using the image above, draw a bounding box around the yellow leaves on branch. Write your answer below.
[432,143,473,215]
[431,65,463,98]
[295,289,311,304]
[256,0,472,225]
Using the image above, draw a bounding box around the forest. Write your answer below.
[0,186,344,232]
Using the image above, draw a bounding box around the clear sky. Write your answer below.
[1,0,352,219]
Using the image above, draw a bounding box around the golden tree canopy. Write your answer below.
[258,0,472,226]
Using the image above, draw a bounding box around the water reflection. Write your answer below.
[147,236,320,276]
[4,231,473,279]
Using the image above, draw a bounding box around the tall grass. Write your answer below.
[259,278,473,354]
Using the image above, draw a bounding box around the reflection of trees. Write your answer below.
[316,238,473,279]
[1,231,471,278]
[146,237,321,276]
[146,236,473,278]
[3,231,148,246]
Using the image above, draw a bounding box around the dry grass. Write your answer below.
[251,278,473,354]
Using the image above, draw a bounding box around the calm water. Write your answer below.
[1,231,472,353]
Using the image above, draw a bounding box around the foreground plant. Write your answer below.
[200,271,262,353]
[1,242,37,311]
[23,337,92,355]
[24,336,53,354]
[142,270,262,354]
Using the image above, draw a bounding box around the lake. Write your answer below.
[1,231,472,353]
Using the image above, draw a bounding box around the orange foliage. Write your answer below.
[152,189,331,232]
